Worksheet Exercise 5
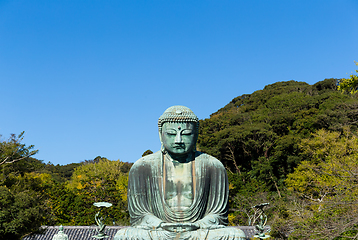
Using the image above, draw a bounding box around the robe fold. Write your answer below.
[114,151,246,240]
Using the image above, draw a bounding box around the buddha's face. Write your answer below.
[161,122,196,156]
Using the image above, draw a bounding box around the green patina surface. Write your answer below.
[92,202,112,239]
[114,106,247,240]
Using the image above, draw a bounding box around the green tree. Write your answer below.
[0,132,39,176]
[0,133,49,240]
[338,61,358,94]
[0,173,52,240]
[41,162,82,183]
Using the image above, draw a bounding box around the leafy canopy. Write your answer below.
[338,61,358,94]
[285,128,358,239]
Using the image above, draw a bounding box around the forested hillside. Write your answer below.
[2,67,358,239]
[198,78,357,192]
[197,77,358,239]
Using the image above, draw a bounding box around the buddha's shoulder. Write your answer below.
[195,151,225,168]
[131,151,162,168]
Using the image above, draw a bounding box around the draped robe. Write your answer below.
[114,151,246,240]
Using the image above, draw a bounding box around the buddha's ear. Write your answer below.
[193,122,199,152]
[159,130,165,152]
[194,122,199,140]
[158,130,163,143]
[193,132,198,153]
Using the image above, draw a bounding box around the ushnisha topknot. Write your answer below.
[158,105,199,132]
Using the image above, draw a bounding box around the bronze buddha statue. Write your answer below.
[114,106,246,240]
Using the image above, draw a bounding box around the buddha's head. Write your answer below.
[158,106,199,156]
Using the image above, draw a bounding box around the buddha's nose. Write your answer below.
[175,132,183,143]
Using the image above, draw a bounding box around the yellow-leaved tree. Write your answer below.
[285,128,358,239]
[64,157,131,225]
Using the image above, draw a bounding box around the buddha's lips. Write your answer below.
[172,144,185,149]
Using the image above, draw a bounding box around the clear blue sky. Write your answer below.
[1,0,357,165]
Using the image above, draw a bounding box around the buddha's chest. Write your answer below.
[163,160,194,211]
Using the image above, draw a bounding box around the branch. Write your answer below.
[0,153,35,166]
[225,142,241,174]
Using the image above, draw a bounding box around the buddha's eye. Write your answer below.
[166,130,176,135]
[182,130,193,135]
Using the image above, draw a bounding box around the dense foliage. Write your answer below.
[62,157,130,225]
[197,77,358,239]
[338,62,358,94]
[198,79,357,190]
[285,128,358,239]
[0,133,48,240]
[0,133,132,239]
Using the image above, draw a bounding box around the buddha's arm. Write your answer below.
[193,159,229,229]
[127,158,167,230]
[127,185,165,229]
